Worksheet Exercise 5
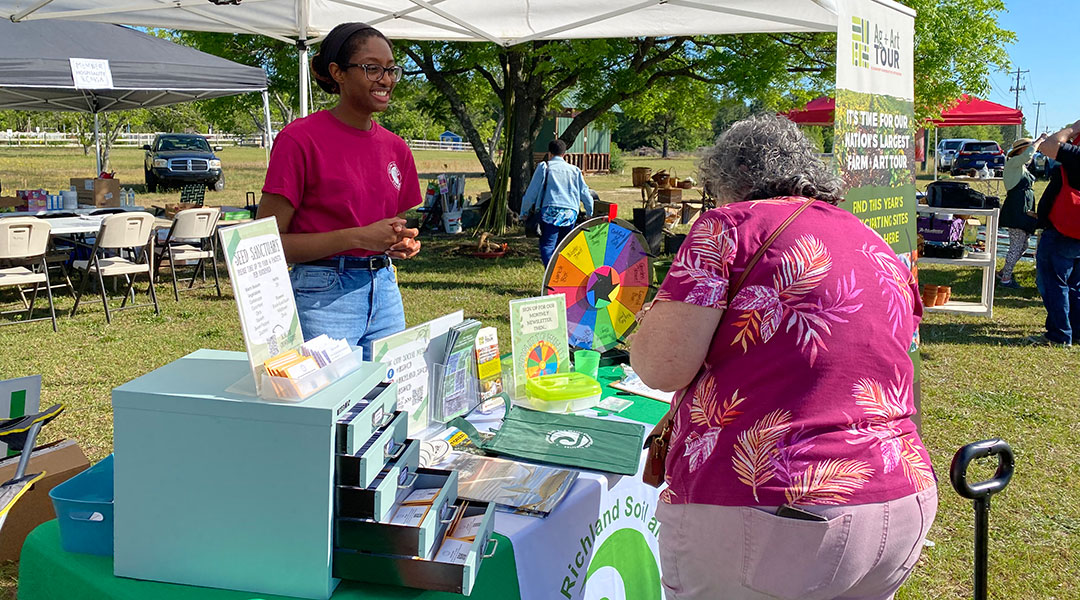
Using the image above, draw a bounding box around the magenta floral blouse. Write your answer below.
[655,197,934,507]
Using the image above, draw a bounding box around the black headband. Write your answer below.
[319,23,377,68]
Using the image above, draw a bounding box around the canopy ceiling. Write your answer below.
[0,0,872,45]
[786,94,1025,128]
[0,19,267,113]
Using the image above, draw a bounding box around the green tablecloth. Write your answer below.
[17,365,668,600]
[19,521,518,600]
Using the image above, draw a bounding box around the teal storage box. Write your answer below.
[336,438,420,522]
[112,349,387,600]
[48,454,114,556]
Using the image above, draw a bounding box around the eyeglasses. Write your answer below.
[341,63,404,82]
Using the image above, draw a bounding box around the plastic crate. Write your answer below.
[49,454,114,556]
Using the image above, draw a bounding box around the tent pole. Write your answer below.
[94,111,101,175]
[299,39,309,118]
[933,126,938,182]
[262,89,273,165]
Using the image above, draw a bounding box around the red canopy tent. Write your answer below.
[784,96,835,126]
[784,94,1023,126]
[784,94,1024,177]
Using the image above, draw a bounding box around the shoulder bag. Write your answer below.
[642,199,815,488]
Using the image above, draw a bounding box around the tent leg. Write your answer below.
[933,127,938,182]
[94,112,101,175]
[262,90,273,165]
[299,39,309,118]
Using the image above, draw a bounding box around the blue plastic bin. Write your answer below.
[49,454,114,556]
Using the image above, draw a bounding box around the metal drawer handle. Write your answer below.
[482,538,499,559]
[373,411,395,429]
[397,471,418,489]
[384,440,405,461]
[440,502,463,524]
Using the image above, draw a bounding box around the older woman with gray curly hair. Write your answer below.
[631,113,935,600]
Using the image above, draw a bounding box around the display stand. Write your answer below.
[916,205,999,318]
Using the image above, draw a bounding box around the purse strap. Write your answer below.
[537,159,550,212]
[663,198,815,418]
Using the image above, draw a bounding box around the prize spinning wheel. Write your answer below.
[524,340,560,378]
[542,217,651,352]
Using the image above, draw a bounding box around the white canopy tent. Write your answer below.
[0,0,892,117]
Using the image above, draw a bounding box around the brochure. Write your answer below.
[371,311,464,436]
[608,365,675,403]
[474,327,503,401]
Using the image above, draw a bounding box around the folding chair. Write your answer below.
[155,207,222,301]
[36,213,77,297]
[0,403,64,533]
[0,217,57,331]
[70,212,160,323]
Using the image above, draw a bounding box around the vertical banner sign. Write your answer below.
[834,0,921,373]
[0,376,41,456]
[835,0,916,255]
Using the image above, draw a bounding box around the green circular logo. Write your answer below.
[583,528,661,600]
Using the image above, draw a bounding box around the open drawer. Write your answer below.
[336,382,397,455]
[336,469,459,557]
[333,500,496,596]
[336,438,420,522]
[336,410,408,488]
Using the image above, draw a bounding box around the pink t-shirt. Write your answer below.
[655,197,934,507]
[262,110,422,257]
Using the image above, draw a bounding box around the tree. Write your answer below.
[903,0,1014,120]
[402,35,833,218]
[621,78,718,157]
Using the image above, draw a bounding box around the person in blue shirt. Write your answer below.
[520,139,594,266]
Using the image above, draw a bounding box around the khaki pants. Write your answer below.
[656,487,937,600]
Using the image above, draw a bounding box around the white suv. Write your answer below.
[936,138,978,171]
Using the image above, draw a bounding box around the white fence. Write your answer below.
[0,130,265,147]
[0,130,471,152]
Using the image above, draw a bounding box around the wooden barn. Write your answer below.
[532,106,612,173]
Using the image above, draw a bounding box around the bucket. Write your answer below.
[442,210,463,234]
[49,454,114,556]
[632,167,652,187]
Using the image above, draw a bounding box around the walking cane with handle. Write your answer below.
[949,439,1014,600]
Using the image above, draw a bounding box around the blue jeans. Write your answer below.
[290,262,406,358]
[539,221,575,267]
[1035,228,1080,343]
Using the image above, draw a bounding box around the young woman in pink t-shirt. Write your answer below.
[631,114,936,600]
[259,23,422,355]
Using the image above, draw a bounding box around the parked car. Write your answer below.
[950,140,1005,177]
[936,137,978,171]
[1031,151,1055,179]
[143,134,224,193]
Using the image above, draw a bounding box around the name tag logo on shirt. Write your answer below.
[387,161,402,191]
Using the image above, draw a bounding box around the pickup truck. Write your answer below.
[143,133,224,192]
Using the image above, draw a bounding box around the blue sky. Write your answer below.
[986,1,1077,135]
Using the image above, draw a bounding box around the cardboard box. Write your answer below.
[17,189,48,211]
[0,196,24,210]
[0,439,89,561]
[164,202,199,219]
[657,187,683,204]
[70,177,121,207]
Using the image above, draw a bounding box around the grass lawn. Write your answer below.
[0,147,1077,600]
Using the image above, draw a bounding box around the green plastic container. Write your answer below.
[523,372,602,413]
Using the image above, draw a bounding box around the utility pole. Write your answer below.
[1033,101,1046,137]
[1010,68,1029,138]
